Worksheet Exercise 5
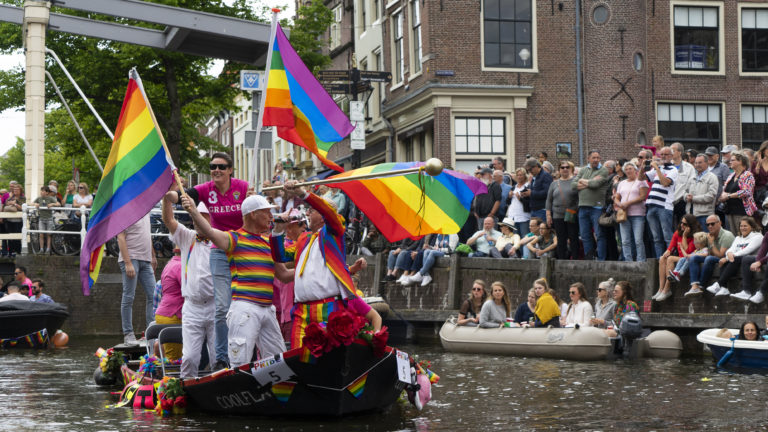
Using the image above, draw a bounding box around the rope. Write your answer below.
[276,350,395,393]
[415,166,426,237]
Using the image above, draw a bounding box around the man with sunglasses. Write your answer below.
[685,215,734,297]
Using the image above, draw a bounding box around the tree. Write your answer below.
[289,0,334,73]
[0,137,24,186]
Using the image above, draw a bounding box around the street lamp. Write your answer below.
[517,48,530,86]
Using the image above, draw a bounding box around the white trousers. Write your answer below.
[226,300,286,368]
[180,299,215,378]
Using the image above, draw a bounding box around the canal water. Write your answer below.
[1,336,766,431]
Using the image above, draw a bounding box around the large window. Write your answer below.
[483,0,532,68]
[742,8,768,72]
[657,103,722,152]
[411,0,422,73]
[455,118,505,154]
[393,11,404,83]
[673,6,719,71]
[331,5,342,48]
[742,105,768,149]
[361,0,367,32]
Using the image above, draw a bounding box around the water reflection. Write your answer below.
[1,337,767,431]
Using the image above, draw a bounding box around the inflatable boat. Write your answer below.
[439,319,682,360]
[0,300,69,348]
[697,328,768,369]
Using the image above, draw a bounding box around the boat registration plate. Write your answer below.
[395,350,412,384]
[250,354,296,386]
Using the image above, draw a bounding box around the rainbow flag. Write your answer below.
[262,24,354,172]
[78,69,174,295]
[271,381,296,404]
[327,162,486,242]
[347,372,368,399]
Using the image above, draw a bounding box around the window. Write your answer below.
[373,0,379,21]
[331,5,342,48]
[403,132,425,161]
[673,6,719,71]
[455,118,505,154]
[742,8,768,72]
[742,105,768,149]
[483,0,532,68]
[657,103,722,152]
[393,11,404,83]
[411,0,422,73]
[593,4,609,25]
[361,0,367,32]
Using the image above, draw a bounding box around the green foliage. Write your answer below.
[290,0,334,72]
[0,137,25,186]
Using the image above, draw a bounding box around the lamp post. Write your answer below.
[517,48,531,86]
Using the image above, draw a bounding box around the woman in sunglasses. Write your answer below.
[563,282,593,327]
[653,214,701,302]
[458,279,487,326]
[590,278,616,328]
[167,151,249,369]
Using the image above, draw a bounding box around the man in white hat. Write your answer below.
[181,193,290,367]
[490,218,522,258]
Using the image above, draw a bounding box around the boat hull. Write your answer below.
[697,328,768,369]
[182,341,405,416]
[0,300,69,341]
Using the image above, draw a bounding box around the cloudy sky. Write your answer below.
[0,0,293,157]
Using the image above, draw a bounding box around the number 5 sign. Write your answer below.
[250,354,296,386]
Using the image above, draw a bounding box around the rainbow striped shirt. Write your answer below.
[226,229,275,306]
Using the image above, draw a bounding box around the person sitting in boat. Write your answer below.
[181,194,291,368]
[513,288,537,324]
[532,278,560,327]
[458,279,487,326]
[29,279,53,303]
[0,281,28,302]
[762,315,768,340]
[153,247,183,361]
[478,281,511,328]
[738,321,762,341]
[280,181,382,350]
[563,282,594,327]
[163,193,215,378]
[591,278,617,328]
[604,281,639,338]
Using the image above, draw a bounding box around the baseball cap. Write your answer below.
[704,146,719,156]
[721,145,738,154]
[196,201,209,214]
[241,195,276,215]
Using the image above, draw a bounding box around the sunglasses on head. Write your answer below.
[209,163,230,170]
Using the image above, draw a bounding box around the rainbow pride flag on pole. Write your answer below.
[79,69,175,295]
[262,24,354,172]
[327,162,487,242]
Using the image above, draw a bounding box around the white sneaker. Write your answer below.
[651,291,661,300]
[401,275,416,286]
[656,291,672,302]
[749,291,765,304]
[705,282,720,295]
[420,274,432,287]
[684,287,703,297]
[123,333,138,345]
[715,286,731,297]
[409,273,424,284]
[730,290,752,301]
[396,274,408,284]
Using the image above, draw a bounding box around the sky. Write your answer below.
[0,0,294,157]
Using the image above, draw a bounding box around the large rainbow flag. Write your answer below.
[79,69,174,295]
[326,162,486,242]
[262,24,354,172]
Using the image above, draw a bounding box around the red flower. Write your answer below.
[372,326,389,357]
[303,323,329,357]
[327,310,359,346]
[106,348,114,356]
[161,398,174,411]
[354,314,369,332]
[174,396,187,408]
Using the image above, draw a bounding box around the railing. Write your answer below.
[0,204,188,256]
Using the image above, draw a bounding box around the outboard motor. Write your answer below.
[617,311,643,358]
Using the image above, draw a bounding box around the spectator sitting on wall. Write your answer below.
[361,225,391,256]
[490,218,521,258]
[406,233,458,287]
[467,217,501,258]
[686,215,735,297]
[383,237,423,282]
[29,279,54,303]
[527,221,557,259]
[519,217,542,259]
[0,281,28,303]
[703,217,763,298]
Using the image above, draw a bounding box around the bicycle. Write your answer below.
[26,210,43,255]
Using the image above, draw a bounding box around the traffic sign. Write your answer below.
[317,70,352,81]
[349,101,364,122]
[322,83,352,94]
[240,70,263,91]
[245,130,273,150]
[359,71,392,82]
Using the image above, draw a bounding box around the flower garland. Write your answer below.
[155,376,187,416]
[97,348,126,381]
[302,309,390,358]
[137,354,181,379]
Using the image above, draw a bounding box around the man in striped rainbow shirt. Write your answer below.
[181,193,292,367]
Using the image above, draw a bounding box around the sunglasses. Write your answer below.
[597,288,605,291]
[559,166,569,169]
[680,222,688,226]
[472,287,483,291]
[78,186,85,189]
[14,271,22,275]
[209,163,230,170]
[707,222,718,226]
[569,291,578,295]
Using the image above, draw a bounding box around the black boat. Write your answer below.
[182,340,407,416]
[0,300,69,347]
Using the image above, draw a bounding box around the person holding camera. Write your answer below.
[644,147,679,259]
[506,168,531,238]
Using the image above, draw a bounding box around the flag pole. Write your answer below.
[250,8,280,190]
[130,68,186,193]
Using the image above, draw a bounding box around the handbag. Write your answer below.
[557,180,577,223]
[598,205,617,227]
[615,208,627,223]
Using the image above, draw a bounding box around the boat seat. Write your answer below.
[158,326,183,378]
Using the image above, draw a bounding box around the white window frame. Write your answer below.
[738,4,768,77]
[331,5,343,49]
[391,8,405,86]
[410,0,422,76]
[669,1,725,76]
[655,100,727,148]
[453,117,507,155]
[480,0,538,73]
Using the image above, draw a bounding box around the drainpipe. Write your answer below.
[575,0,585,166]
[383,116,396,162]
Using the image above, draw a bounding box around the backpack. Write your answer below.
[619,311,643,339]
